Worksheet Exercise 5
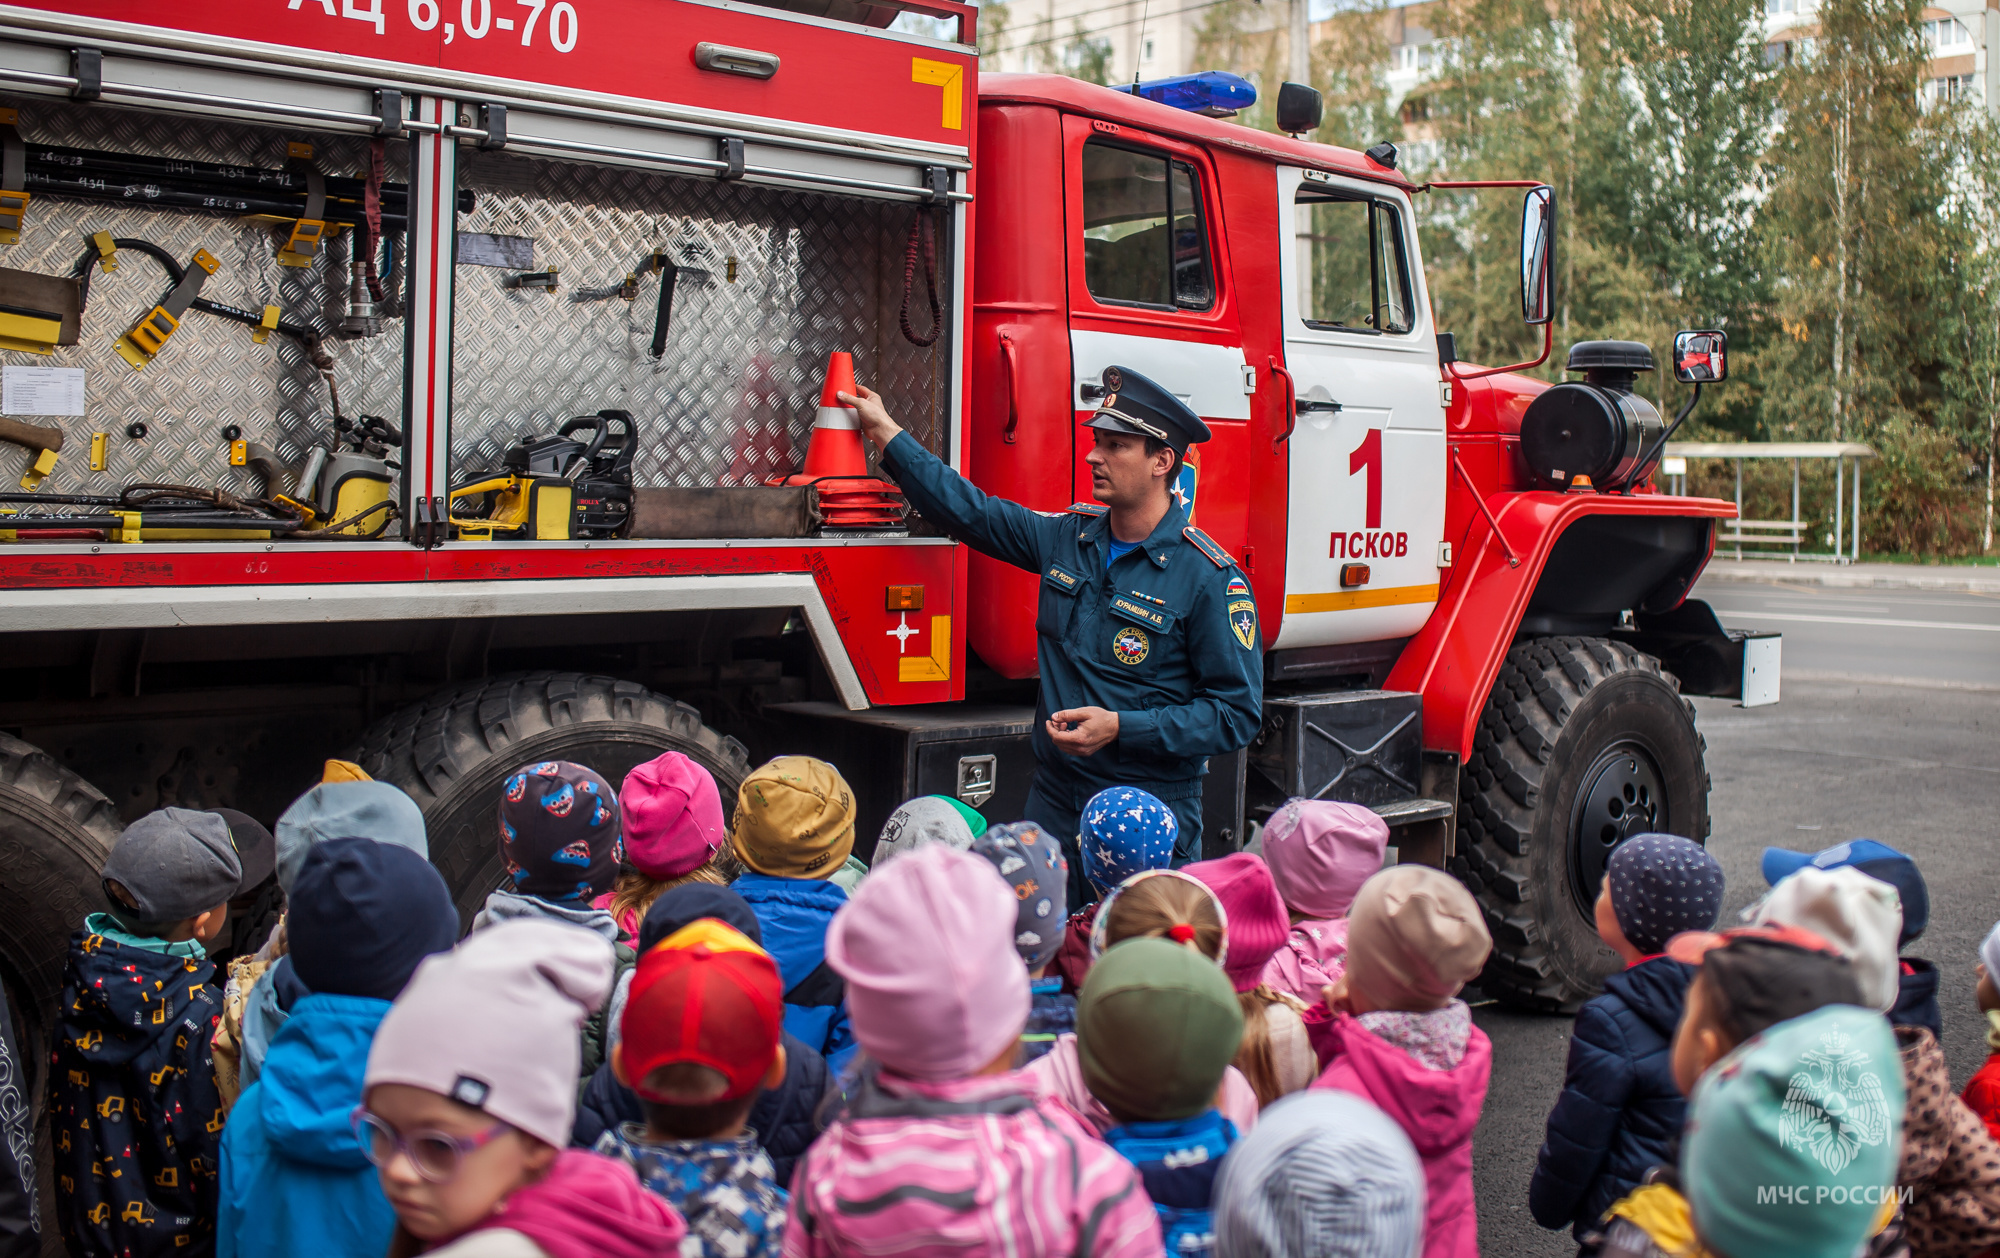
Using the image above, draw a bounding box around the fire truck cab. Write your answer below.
[0,0,1768,1063]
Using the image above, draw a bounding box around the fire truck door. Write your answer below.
[1272,167,1444,650]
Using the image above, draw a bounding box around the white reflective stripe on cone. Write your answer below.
[813,405,861,430]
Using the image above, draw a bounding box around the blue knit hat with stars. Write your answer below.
[1079,786,1177,896]
[1607,833,1725,956]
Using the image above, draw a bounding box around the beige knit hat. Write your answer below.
[729,756,856,879]
[1344,865,1492,1011]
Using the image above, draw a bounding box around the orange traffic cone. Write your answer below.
[771,351,907,531]
[803,352,866,479]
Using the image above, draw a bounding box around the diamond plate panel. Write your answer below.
[0,97,409,503]
[450,150,953,489]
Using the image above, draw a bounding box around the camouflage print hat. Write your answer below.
[498,760,623,903]
[730,756,855,879]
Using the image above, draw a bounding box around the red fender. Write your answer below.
[1385,488,1736,761]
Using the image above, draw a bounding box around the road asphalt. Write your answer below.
[1471,578,2000,1256]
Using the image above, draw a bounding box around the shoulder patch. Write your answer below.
[1067,501,1108,517]
[1182,525,1234,568]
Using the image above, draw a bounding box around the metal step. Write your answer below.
[1371,796,1453,827]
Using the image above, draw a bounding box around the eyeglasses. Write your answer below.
[351,1107,512,1183]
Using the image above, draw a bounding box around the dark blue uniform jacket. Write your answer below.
[1528,955,1697,1238]
[881,433,1262,806]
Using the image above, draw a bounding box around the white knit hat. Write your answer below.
[365,918,614,1146]
[1747,866,1901,1012]
[1981,922,2000,984]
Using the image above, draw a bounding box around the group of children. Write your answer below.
[1531,833,2000,1258]
[36,739,2000,1258]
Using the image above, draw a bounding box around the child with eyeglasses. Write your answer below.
[357,918,686,1258]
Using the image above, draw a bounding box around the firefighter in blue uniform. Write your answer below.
[842,365,1263,890]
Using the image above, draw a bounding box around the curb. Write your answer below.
[1697,561,2000,595]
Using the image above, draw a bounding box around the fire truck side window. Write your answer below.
[1081,141,1216,311]
[1295,193,1414,334]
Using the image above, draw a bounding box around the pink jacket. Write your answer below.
[1024,1032,1260,1135]
[1311,1013,1491,1258]
[1259,917,1349,1004]
[782,1068,1161,1258]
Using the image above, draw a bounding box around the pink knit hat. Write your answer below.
[364,919,614,1147]
[1261,799,1389,920]
[1186,853,1290,993]
[826,842,1029,1080]
[619,752,726,880]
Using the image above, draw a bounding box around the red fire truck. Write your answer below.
[0,0,1773,1053]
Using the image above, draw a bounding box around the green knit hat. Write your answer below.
[939,796,988,838]
[1077,936,1243,1122]
[1684,1003,1903,1258]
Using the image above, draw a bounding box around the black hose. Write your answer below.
[72,237,319,346]
[22,143,473,210]
[26,172,414,229]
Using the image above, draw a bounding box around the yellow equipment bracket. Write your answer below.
[0,308,61,356]
[115,248,218,369]
[91,230,117,273]
[252,304,280,344]
[18,445,55,492]
[276,219,326,269]
[88,431,106,471]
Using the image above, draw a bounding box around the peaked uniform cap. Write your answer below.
[1082,365,1212,453]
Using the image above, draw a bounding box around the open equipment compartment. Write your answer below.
[0,30,422,540]
[445,141,955,510]
[0,92,412,528]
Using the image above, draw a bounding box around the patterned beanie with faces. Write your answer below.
[969,821,1069,970]
[499,760,624,902]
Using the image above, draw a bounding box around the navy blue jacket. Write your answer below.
[881,433,1263,807]
[572,1029,830,1189]
[1893,956,1941,1038]
[52,919,225,1258]
[1529,956,1697,1237]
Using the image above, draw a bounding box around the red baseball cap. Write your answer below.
[619,918,783,1103]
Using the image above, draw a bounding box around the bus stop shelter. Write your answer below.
[1662,442,1876,562]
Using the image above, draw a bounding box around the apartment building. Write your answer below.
[1762,0,1997,108]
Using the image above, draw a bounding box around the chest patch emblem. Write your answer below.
[1111,626,1150,666]
[1229,598,1258,650]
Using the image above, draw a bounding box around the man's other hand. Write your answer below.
[838,385,903,453]
[1047,707,1119,756]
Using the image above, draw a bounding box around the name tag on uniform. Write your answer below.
[1108,593,1176,633]
[1044,564,1083,594]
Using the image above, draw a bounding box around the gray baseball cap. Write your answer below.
[100,807,246,926]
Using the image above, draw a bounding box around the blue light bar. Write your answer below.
[1116,71,1258,118]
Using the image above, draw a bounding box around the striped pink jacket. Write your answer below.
[782,1068,1161,1258]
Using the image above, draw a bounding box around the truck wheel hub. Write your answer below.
[1568,743,1664,917]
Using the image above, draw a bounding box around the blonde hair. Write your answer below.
[1233,985,1310,1107]
[605,849,731,933]
[1099,872,1225,960]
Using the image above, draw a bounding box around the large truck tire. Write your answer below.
[1453,637,1710,1012]
[352,672,752,923]
[0,733,122,1087]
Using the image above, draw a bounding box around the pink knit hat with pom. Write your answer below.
[826,842,1029,1080]
[1261,799,1388,920]
[619,752,726,880]
[1186,853,1289,993]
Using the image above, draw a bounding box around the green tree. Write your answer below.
[1755,0,1971,552]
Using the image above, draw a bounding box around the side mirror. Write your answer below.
[1275,82,1323,135]
[1672,329,1728,384]
[1519,184,1555,326]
